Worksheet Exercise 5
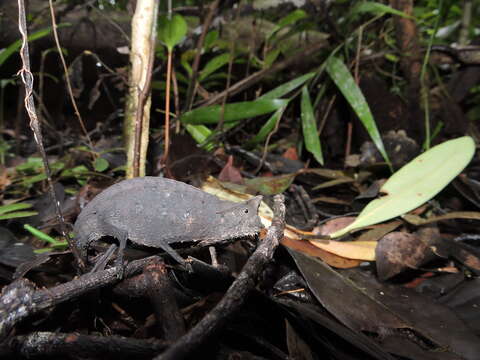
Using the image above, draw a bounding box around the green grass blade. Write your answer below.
[301,86,323,165]
[0,211,37,220]
[180,99,288,125]
[326,56,391,169]
[260,72,315,100]
[350,2,415,19]
[24,224,62,245]
[199,53,231,82]
[330,136,475,238]
[0,202,33,215]
[245,107,286,147]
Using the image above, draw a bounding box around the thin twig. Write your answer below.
[0,256,162,341]
[163,49,172,165]
[3,332,168,358]
[184,0,220,112]
[16,0,83,269]
[48,0,93,149]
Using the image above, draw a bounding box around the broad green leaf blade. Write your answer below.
[350,2,415,19]
[326,56,391,168]
[158,14,187,52]
[199,53,230,82]
[180,99,289,124]
[245,107,286,147]
[301,86,323,165]
[0,202,33,215]
[0,211,37,220]
[260,72,315,100]
[330,136,475,238]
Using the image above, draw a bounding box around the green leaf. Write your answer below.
[326,56,391,169]
[301,86,323,165]
[330,136,476,238]
[185,124,215,151]
[180,99,289,125]
[245,173,297,196]
[0,211,38,220]
[158,14,188,52]
[0,25,69,68]
[0,202,33,215]
[260,72,315,100]
[199,53,231,82]
[180,49,195,77]
[60,165,89,178]
[16,157,43,172]
[93,157,109,172]
[21,174,47,186]
[264,49,280,68]
[268,9,308,39]
[24,224,62,245]
[245,107,285,147]
[350,2,415,19]
[204,30,219,50]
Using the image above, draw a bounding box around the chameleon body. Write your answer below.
[74,177,263,267]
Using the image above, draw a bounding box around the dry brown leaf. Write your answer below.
[281,236,361,269]
[376,231,436,280]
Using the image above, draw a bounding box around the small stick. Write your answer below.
[17,0,84,269]
[2,331,168,358]
[0,256,162,341]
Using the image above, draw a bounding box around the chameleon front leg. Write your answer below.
[90,244,118,273]
[158,241,187,266]
[114,230,128,279]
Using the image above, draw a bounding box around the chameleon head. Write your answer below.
[214,195,264,239]
[73,211,104,261]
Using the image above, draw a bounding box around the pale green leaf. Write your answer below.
[180,99,288,124]
[301,86,323,165]
[330,136,476,238]
[158,14,188,51]
[326,56,391,169]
